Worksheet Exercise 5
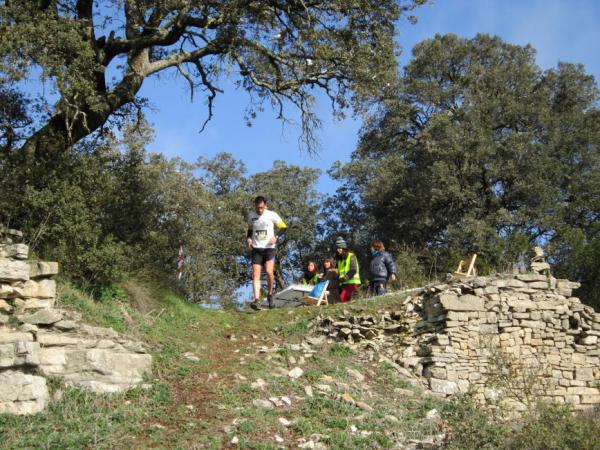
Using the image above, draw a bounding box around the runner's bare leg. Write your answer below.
[252,263,262,299]
[264,259,275,296]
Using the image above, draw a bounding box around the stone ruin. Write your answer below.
[314,250,600,411]
[0,226,152,415]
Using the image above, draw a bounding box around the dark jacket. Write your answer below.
[369,250,397,281]
[321,268,340,303]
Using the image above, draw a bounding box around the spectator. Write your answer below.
[301,261,319,285]
[320,256,340,304]
[334,237,361,302]
[368,240,397,296]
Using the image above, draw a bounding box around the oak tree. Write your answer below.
[1,0,426,157]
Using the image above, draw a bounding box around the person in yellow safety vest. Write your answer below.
[301,261,319,285]
[334,237,361,302]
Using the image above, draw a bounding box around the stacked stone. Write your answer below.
[0,226,152,415]
[317,309,409,344]
[399,264,600,409]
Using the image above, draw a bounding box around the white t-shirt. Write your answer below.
[248,210,287,249]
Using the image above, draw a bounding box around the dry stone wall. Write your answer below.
[0,226,152,415]
[402,270,600,410]
[313,260,600,410]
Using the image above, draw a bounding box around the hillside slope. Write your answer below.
[1,281,598,449]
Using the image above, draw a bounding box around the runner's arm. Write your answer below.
[274,217,287,241]
[246,227,253,248]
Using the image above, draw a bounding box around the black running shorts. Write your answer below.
[251,248,276,265]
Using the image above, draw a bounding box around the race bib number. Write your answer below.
[255,229,268,240]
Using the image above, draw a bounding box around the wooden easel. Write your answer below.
[453,254,477,277]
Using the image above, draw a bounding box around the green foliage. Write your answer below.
[330,34,600,302]
[329,343,356,358]
[391,245,431,289]
[549,225,600,308]
[444,396,600,450]
[509,403,600,450]
[97,285,128,303]
[0,0,426,156]
[444,395,510,449]
[1,111,326,305]
[0,85,31,151]
[0,385,148,450]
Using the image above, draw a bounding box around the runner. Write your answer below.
[246,196,287,309]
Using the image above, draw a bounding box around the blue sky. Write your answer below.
[140,0,600,194]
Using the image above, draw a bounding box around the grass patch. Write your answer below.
[276,313,313,337]
[375,361,415,390]
[0,386,148,449]
[329,342,356,358]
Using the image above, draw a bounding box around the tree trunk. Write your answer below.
[20,72,145,159]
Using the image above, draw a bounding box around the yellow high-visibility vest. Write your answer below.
[338,252,361,285]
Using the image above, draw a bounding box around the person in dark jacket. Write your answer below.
[368,240,397,296]
[320,256,340,304]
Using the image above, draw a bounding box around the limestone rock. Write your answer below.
[20,309,63,325]
[0,371,48,415]
[531,261,551,273]
[288,367,304,379]
[429,378,458,395]
[0,299,12,313]
[53,320,78,331]
[18,279,56,299]
[27,261,59,279]
[20,298,56,311]
[0,283,13,298]
[0,244,29,260]
[253,399,274,409]
[356,400,373,412]
[439,294,484,311]
[0,260,29,282]
[0,227,152,412]
[425,408,441,420]
[346,368,365,382]
[516,273,548,282]
[40,348,152,393]
[0,331,34,344]
[0,341,40,367]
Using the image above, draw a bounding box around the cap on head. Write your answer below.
[334,237,347,249]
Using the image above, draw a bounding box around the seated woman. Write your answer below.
[301,261,319,285]
[320,257,340,304]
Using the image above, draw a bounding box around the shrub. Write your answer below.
[509,403,600,450]
[444,394,509,449]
